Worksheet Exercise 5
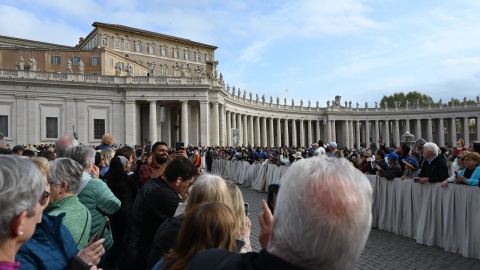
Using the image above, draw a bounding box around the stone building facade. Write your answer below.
[0,23,479,148]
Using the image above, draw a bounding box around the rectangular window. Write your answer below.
[72,56,80,65]
[114,38,120,49]
[109,58,114,68]
[102,36,108,46]
[91,57,99,66]
[195,53,201,62]
[185,51,190,60]
[0,115,8,137]
[124,40,130,51]
[148,45,155,55]
[161,47,167,56]
[135,42,142,52]
[206,55,211,62]
[46,117,58,138]
[94,119,105,140]
[51,55,61,65]
[174,50,179,59]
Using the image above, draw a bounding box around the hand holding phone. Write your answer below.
[267,184,280,215]
[244,202,249,217]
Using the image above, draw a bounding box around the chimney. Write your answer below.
[79,37,84,44]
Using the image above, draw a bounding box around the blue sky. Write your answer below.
[1,0,479,107]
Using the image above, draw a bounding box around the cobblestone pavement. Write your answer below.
[238,185,480,270]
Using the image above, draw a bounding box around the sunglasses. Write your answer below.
[39,191,50,206]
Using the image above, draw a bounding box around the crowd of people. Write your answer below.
[0,129,479,270]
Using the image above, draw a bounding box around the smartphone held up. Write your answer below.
[267,184,280,215]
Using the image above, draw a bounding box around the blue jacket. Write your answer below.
[16,213,78,270]
[460,166,480,186]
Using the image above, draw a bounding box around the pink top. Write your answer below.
[0,261,20,270]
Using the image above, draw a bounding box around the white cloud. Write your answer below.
[442,57,480,66]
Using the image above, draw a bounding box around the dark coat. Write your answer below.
[418,154,449,183]
[146,215,184,270]
[16,213,78,270]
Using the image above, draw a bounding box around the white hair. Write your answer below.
[267,156,372,270]
[423,142,439,155]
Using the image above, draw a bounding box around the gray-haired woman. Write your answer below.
[0,156,45,268]
[65,145,121,251]
[45,158,92,249]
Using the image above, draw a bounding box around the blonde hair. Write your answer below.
[162,202,237,270]
[101,148,115,166]
[185,174,232,213]
[101,133,114,146]
[226,180,247,239]
[31,157,50,177]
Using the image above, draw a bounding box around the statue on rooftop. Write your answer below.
[78,59,85,74]
[29,57,37,71]
[18,56,24,70]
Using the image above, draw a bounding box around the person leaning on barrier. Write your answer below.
[376,152,403,180]
[401,156,420,180]
[441,150,468,187]
[188,156,373,270]
[454,152,480,186]
[414,142,449,184]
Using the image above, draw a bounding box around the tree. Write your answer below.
[380,91,435,108]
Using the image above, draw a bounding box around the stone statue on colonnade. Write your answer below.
[18,56,24,70]
[66,59,73,73]
[78,60,85,74]
[29,57,37,71]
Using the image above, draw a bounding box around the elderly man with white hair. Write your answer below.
[414,142,449,184]
[188,156,373,270]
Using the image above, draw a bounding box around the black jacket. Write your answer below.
[418,154,449,183]
[146,215,183,269]
[188,249,303,270]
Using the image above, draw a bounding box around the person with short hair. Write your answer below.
[0,156,45,268]
[118,157,198,270]
[415,142,449,184]
[377,152,403,180]
[45,158,92,249]
[98,133,115,151]
[65,145,121,251]
[138,142,169,187]
[55,136,78,158]
[188,157,373,270]
[12,145,25,156]
[454,152,480,186]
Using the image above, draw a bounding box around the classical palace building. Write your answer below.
[0,22,479,148]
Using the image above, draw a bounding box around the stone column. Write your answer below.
[299,119,305,147]
[255,116,261,147]
[316,120,321,143]
[383,120,389,146]
[463,117,469,146]
[236,113,242,146]
[243,114,248,146]
[211,102,219,146]
[437,118,445,147]
[355,120,361,148]
[249,115,255,146]
[345,120,350,148]
[269,118,274,147]
[198,100,210,146]
[284,119,289,146]
[405,119,410,133]
[149,101,157,142]
[331,120,336,143]
[349,120,354,149]
[374,120,379,148]
[394,119,400,147]
[365,120,370,147]
[125,100,136,145]
[426,118,433,142]
[450,117,456,147]
[276,118,282,147]
[415,119,421,141]
[327,120,332,143]
[306,120,312,146]
[181,101,189,145]
[226,111,231,146]
[261,117,267,147]
[292,120,297,146]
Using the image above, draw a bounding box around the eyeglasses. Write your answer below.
[39,191,50,206]
[188,181,194,187]
[463,158,472,163]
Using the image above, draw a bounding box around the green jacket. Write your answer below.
[78,172,121,250]
[45,194,91,249]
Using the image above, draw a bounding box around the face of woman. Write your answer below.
[463,157,479,170]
